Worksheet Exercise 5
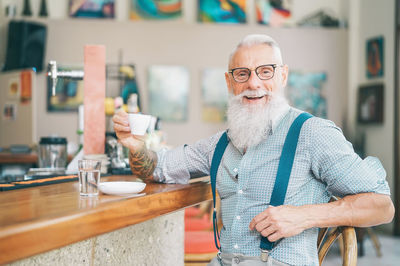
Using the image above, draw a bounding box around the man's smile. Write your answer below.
[243,95,267,104]
[241,91,272,104]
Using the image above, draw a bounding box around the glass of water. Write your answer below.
[78,160,102,197]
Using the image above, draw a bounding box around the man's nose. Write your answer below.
[247,70,262,89]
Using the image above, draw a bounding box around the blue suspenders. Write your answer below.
[210,112,313,254]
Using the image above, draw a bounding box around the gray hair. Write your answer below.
[229,34,283,67]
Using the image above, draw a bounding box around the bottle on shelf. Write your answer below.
[127,93,139,113]
[22,0,32,16]
[39,0,48,17]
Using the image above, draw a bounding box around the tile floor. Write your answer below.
[323,233,400,266]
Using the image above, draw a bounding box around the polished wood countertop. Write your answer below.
[0,152,38,164]
[0,175,212,264]
[0,152,73,164]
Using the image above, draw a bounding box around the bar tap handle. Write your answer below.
[47,60,58,96]
[47,61,85,96]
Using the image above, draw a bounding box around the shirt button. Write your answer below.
[236,215,241,220]
[233,168,238,173]
[238,189,243,194]
[234,244,239,249]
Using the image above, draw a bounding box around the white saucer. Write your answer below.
[98,181,146,195]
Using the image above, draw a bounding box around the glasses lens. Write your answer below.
[256,65,275,80]
[232,69,250,82]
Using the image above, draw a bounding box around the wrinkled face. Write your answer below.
[225,44,289,105]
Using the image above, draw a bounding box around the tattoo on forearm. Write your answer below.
[129,146,157,180]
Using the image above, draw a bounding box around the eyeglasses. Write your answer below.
[228,64,283,83]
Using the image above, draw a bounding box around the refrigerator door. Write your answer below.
[0,69,36,147]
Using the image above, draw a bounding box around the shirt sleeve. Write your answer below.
[153,131,224,184]
[307,117,390,197]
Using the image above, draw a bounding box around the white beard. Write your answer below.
[227,90,289,150]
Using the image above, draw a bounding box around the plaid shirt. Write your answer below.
[154,107,390,266]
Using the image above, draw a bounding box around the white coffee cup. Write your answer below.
[128,113,152,135]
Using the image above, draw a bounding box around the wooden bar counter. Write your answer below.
[0,152,74,164]
[0,175,212,265]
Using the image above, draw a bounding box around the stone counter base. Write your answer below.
[8,211,184,266]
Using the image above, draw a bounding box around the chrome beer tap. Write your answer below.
[47,60,84,96]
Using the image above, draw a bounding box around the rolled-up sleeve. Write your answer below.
[153,131,224,184]
[308,118,390,197]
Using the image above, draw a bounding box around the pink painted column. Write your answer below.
[83,45,106,155]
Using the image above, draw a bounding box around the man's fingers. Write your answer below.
[113,117,129,127]
[249,207,274,230]
[112,113,129,126]
[114,123,131,132]
[254,217,271,232]
[250,213,266,230]
[266,232,282,242]
[260,224,276,238]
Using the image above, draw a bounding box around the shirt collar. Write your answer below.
[270,103,291,134]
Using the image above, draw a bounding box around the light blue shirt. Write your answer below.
[154,107,390,266]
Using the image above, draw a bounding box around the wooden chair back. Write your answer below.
[317,197,358,265]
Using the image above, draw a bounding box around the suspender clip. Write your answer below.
[260,249,269,262]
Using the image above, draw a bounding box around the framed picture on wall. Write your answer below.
[198,0,246,23]
[130,0,182,20]
[201,67,228,123]
[255,0,292,26]
[366,36,384,78]
[69,0,114,18]
[286,71,327,118]
[357,83,384,124]
[148,65,189,122]
[47,66,84,112]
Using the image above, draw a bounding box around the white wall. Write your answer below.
[0,19,348,147]
[0,0,348,148]
[348,0,396,232]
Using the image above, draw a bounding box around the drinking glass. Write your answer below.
[78,160,101,197]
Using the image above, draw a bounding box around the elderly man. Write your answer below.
[113,34,394,266]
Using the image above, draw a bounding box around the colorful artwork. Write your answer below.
[201,68,228,123]
[357,84,384,124]
[148,66,189,122]
[366,36,384,78]
[286,71,327,118]
[47,66,84,112]
[255,0,291,26]
[69,0,114,18]
[198,0,246,23]
[8,78,20,99]
[130,0,182,20]
[3,103,17,121]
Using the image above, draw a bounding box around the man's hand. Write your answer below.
[112,109,145,151]
[112,109,157,180]
[249,205,309,242]
[249,193,394,243]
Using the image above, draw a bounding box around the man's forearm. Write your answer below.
[129,145,157,180]
[303,193,394,229]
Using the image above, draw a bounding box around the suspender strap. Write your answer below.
[210,131,229,250]
[260,112,313,250]
[209,112,313,252]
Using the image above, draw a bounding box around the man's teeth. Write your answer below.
[245,95,265,99]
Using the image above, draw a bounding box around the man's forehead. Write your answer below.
[230,44,281,67]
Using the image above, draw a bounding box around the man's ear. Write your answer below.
[225,72,233,93]
[280,64,289,88]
